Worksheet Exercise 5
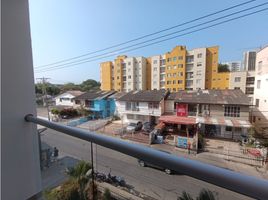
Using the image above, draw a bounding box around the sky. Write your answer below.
[29,0,268,84]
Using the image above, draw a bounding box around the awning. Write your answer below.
[159,115,197,125]
[197,117,251,128]
[155,122,165,129]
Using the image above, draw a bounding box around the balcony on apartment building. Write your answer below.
[186,55,194,63]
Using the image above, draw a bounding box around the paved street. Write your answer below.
[41,128,253,200]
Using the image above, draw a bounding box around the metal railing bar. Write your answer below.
[25,114,268,200]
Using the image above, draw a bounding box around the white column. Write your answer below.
[1,0,42,199]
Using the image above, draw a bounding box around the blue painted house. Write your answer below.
[74,90,116,118]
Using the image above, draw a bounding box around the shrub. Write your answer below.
[60,108,78,117]
[102,188,112,200]
[57,179,80,200]
[51,108,60,115]
[67,161,91,178]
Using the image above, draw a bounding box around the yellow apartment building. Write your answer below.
[100,45,231,91]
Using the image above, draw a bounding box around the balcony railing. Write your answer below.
[25,115,268,200]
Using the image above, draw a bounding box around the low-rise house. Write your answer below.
[163,89,251,140]
[74,90,116,118]
[55,90,84,107]
[117,89,169,124]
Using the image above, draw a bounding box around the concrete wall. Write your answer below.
[253,47,268,128]
[229,71,247,92]
[1,0,42,199]
[210,104,249,120]
[151,55,161,90]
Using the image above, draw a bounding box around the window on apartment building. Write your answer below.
[178,72,183,76]
[225,126,232,132]
[173,73,176,77]
[167,66,171,70]
[255,99,260,107]
[167,81,171,85]
[258,61,263,71]
[167,58,171,62]
[234,77,241,82]
[148,102,159,109]
[128,82,131,86]
[178,56,183,60]
[196,70,202,76]
[117,76,120,80]
[153,67,157,71]
[160,59,166,65]
[117,69,120,73]
[160,74,165,80]
[160,67,165,73]
[197,53,202,58]
[123,76,126,81]
[173,80,176,84]
[197,62,202,67]
[128,62,131,65]
[126,102,131,110]
[224,106,240,117]
[153,60,158,64]
[178,64,183,68]
[213,79,216,81]
[245,87,254,94]
[257,80,261,89]
[178,80,183,84]
[173,65,177,69]
[128,75,131,79]
[246,77,255,84]
[186,55,194,63]
[234,87,240,90]
[196,79,201,84]
[173,57,177,61]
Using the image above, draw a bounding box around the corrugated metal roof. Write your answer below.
[75,90,116,100]
[118,89,168,102]
[168,89,251,105]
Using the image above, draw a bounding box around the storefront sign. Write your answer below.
[176,104,188,116]
[177,137,187,148]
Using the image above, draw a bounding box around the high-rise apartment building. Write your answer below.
[222,61,242,72]
[100,45,230,91]
[243,51,256,71]
[253,46,268,130]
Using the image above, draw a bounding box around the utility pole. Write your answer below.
[36,77,50,121]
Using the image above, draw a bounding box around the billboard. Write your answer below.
[176,104,188,116]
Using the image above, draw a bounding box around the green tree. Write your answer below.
[61,82,81,91]
[80,79,100,92]
[218,63,230,72]
[102,188,112,200]
[178,189,216,200]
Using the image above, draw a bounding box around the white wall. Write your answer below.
[1,0,42,199]
[117,101,163,123]
[253,47,268,128]
[229,71,247,92]
[151,55,161,90]
[55,93,76,106]
[190,48,206,90]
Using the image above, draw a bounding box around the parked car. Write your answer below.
[138,150,173,174]
[142,122,155,133]
[126,121,142,132]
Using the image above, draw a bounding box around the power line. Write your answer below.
[35,0,256,69]
[34,2,268,72]
[35,7,268,73]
